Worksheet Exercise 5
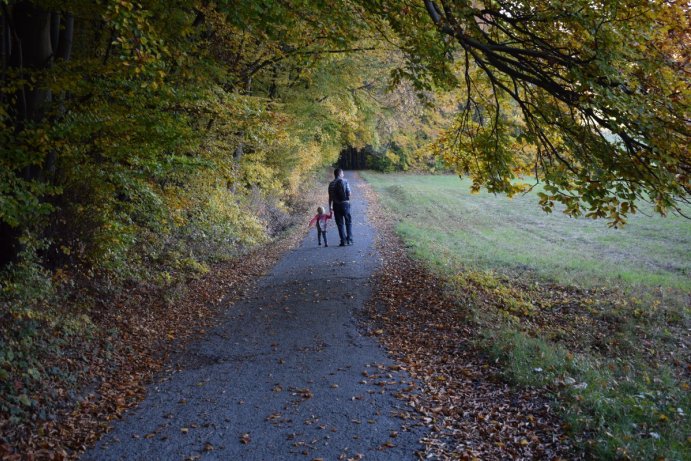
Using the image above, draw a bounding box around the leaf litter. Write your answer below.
[360,180,580,460]
[0,185,326,460]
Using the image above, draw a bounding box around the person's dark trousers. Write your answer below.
[333,202,352,245]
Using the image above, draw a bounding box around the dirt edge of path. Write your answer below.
[359,178,581,460]
[1,186,324,461]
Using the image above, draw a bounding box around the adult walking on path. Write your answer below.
[83,173,425,461]
[329,168,353,247]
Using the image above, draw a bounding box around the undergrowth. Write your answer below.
[444,259,689,460]
[0,173,323,448]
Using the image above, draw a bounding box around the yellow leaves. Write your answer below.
[290,387,314,399]
[453,271,534,317]
[380,440,396,449]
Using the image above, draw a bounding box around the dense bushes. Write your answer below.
[0,0,390,435]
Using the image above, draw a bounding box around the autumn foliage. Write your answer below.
[0,1,390,454]
[1,0,689,458]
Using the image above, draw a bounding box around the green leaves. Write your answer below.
[17,394,32,407]
[361,0,690,225]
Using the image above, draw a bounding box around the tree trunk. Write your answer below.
[50,11,59,53]
[55,12,73,61]
[0,1,55,266]
[235,76,253,159]
[0,6,10,111]
[46,11,73,177]
[11,1,53,125]
[1,7,10,73]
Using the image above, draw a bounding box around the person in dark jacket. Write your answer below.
[328,168,353,246]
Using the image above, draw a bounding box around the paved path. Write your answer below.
[83,173,425,460]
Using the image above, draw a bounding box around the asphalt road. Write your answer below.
[83,173,426,461]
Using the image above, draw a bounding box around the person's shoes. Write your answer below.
[324,243,328,247]
[338,242,346,247]
[347,238,353,245]
[318,243,321,246]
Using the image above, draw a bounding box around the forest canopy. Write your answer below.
[0,0,689,281]
[363,0,689,224]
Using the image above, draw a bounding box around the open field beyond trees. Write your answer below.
[363,172,690,460]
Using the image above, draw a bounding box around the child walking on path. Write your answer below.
[308,206,332,247]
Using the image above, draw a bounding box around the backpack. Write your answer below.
[331,178,348,203]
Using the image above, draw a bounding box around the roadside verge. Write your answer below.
[360,178,579,460]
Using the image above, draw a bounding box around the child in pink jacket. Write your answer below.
[308,206,332,247]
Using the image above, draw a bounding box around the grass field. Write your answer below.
[363,172,690,460]
[363,173,691,292]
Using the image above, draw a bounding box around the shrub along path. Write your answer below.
[82,173,427,460]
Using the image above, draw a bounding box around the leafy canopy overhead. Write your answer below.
[0,0,688,270]
[358,0,689,224]
[0,0,402,272]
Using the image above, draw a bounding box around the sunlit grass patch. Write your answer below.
[365,172,691,293]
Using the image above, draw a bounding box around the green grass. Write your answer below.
[363,173,691,293]
[363,172,691,460]
[487,330,689,460]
